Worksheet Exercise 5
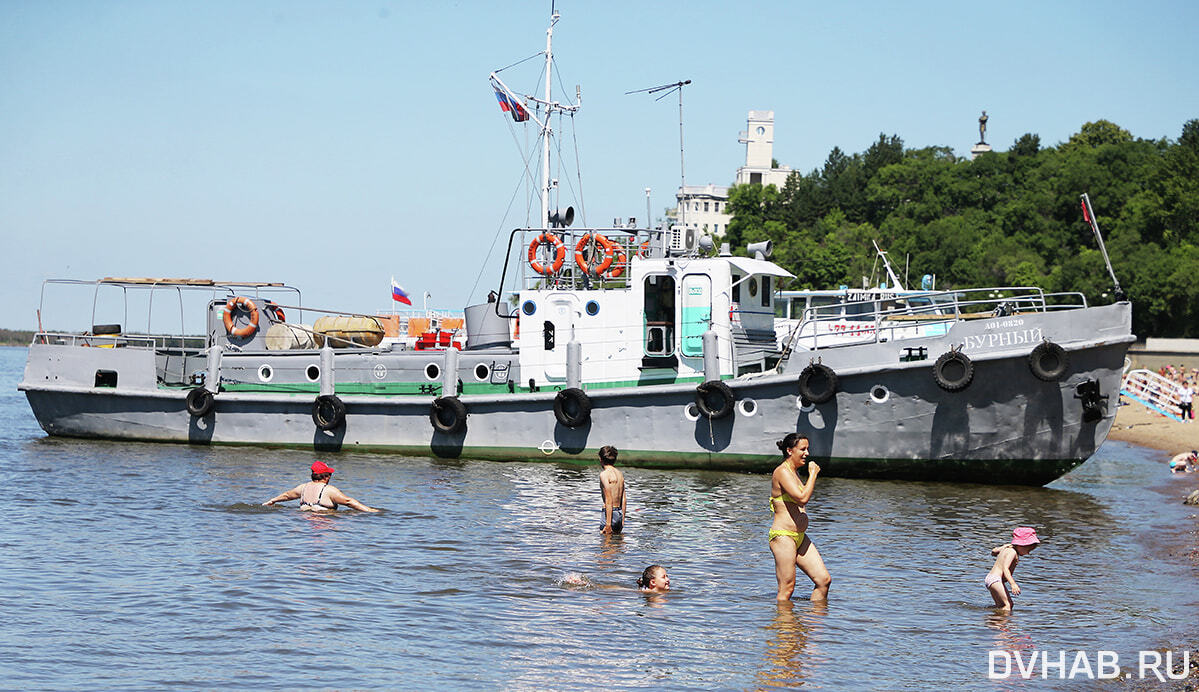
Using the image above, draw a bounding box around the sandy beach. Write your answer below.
[1108,401,1199,456]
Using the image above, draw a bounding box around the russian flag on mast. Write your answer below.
[391,277,412,305]
[492,85,529,123]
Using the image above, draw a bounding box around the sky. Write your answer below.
[2,0,1197,330]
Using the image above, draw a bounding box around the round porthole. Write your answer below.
[258,364,273,382]
[683,403,701,421]
[737,398,758,416]
[425,363,440,381]
[305,365,320,382]
[474,363,490,381]
[796,396,815,412]
[585,300,600,316]
[522,300,537,316]
[748,277,758,298]
[870,385,890,403]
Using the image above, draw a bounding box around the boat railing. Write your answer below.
[783,286,1092,352]
[33,331,158,350]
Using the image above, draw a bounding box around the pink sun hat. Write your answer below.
[1011,527,1040,546]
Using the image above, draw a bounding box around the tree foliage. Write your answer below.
[723,121,1199,337]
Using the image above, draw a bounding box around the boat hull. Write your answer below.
[21,303,1133,485]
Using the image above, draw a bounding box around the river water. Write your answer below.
[2,345,1196,689]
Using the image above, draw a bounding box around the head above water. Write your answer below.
[637,565,669,592]
[311,460,335,481]
[776,434,810,458]
[599,445,618,466]
[1011,527,1040,547]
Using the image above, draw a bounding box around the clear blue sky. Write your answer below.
[3,1,1197,330]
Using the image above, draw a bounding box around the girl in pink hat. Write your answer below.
[984,527,1040,612]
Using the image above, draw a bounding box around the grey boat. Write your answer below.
[18,11,1134,485]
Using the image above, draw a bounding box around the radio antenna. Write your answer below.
[628,79,691,227]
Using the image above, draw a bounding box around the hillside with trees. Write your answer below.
[722,119,1199,338]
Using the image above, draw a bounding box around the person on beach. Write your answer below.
[637,565,671,593]
[985,527,1040,612]
[1177,381,1193,422]
[1169,450,1198,473]
[769,433,831,602]
[263,461,379,512]
[598,445,626,534]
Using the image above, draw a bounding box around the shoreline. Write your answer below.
[1107,401,1196,457]
[1112,403,1199,689]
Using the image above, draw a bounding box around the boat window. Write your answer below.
[810,296,842,319]
[731,274,742,303]
[845,300,877,322]
[761,277,771,307]
[748,278,758,300]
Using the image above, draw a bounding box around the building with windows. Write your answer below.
[674,110,793,238]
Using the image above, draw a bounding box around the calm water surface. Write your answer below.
[2,346,1196,689]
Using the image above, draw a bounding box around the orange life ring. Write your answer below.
[575,233,616,276]
[606,248,628,278]
[223,296,260,338]
[637,241,650,258]
[528,233,566,275]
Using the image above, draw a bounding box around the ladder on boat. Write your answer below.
[1120,368,1186,421]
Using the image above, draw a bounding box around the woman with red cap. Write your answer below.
[263,461,379,512]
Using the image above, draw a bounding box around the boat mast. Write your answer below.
[540,10,557,230]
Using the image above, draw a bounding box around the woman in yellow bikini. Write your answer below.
[769,433,830,601]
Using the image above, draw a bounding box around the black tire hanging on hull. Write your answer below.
[430,396,468,434]
[312,394,346,431]
[695,380,735,420]
[186,387,215,417]
[933,350,974,392]
[553,387,592,427]
[798,363,838,404]
[1028,340,1069,382]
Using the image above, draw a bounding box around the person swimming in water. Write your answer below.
[769,433,830,602]
[984,527,1040,612]
[637,565,670,593]
[263,461,379,512]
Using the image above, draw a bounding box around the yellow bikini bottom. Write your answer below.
[769,529,805,548]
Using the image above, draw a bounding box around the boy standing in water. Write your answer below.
[598,445,626,534]
[985,527,1040,612]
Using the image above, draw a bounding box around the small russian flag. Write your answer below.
[391,277,412,305]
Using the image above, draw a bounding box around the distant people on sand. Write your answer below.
[598,445,626,534]
[637,565,671,593]
[985,527,1040,612]
[769,434,831,602]
[263,461,379,512]
[1170,451,1198,473]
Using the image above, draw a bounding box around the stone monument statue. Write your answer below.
[978,110,989,145]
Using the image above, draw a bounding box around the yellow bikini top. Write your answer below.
[770,493,798,513]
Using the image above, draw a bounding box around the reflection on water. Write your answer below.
[1,347,1197,689]
[757,600,826,689]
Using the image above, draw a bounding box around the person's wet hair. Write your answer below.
[637,565,664,589]
[599,445,618,465]
[776,433,809,456]
[311,472,332,481]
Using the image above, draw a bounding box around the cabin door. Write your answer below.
[679,274,711,358]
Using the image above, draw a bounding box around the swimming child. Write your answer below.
[637,565,670,593]
[985,527,1040,612]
